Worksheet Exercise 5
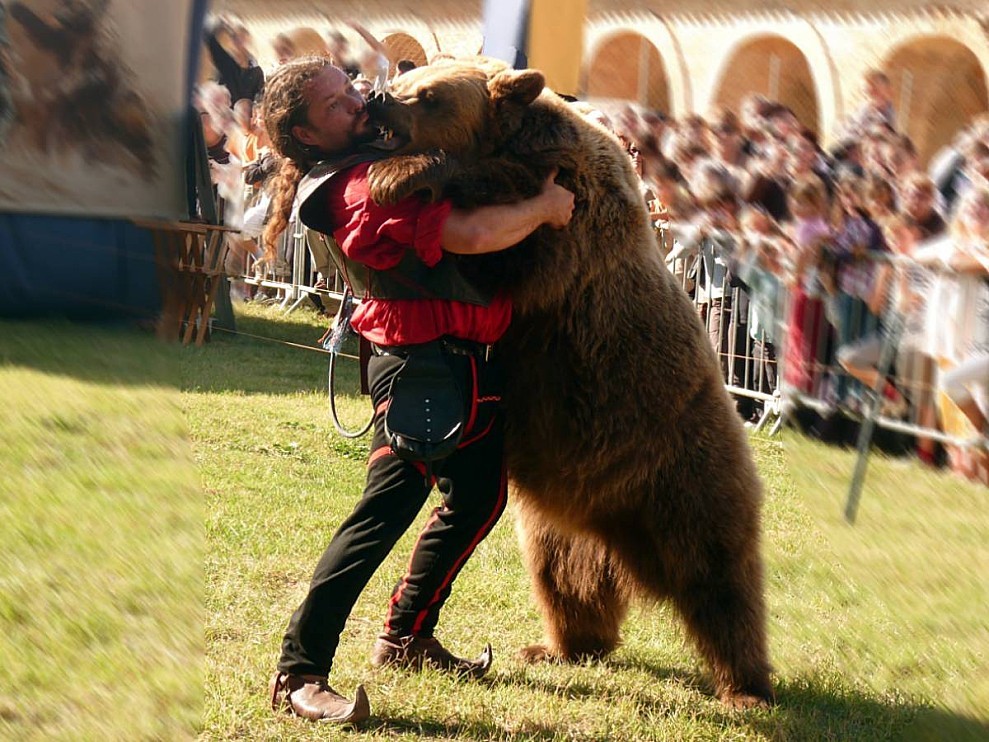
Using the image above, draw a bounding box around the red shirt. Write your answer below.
[325,162,512,346]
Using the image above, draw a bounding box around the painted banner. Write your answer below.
[0,0,197,219]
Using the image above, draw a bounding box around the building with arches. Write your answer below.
[220,0,989,163]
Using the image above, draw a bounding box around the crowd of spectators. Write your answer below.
[191,16,989,484]
[608,70,988,483]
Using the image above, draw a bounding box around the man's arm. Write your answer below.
[347,22,392,60]
[441,171,574,255]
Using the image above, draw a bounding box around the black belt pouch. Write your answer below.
[384,343,465,462]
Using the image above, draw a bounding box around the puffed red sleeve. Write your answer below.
[329,164,452,270]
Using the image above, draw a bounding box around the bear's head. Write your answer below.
[365,60,546,158]
[366,60,655,317]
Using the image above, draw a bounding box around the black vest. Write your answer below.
[296,154,492,306]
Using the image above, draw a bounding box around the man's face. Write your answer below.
[903,186,934,220]
[791,138,816,170]
[273,40,294,65]
[714,130,738,159]
[292,66,374,156]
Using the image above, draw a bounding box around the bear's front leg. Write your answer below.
[445,158,545,209]
[514,500,630,662]
[367,151,458,205]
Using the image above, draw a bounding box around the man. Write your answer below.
[261,57,574,724]
[840,68,896,141]
[204,15,264,132]
[901,173,946,239]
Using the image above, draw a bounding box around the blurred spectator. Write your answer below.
[271,33,298,66]
[326,30,361,78]
[824,174,888,409]
[637,109,669,165]
[783,176,833,397]
[915,187,989,480]
[864,175,897,233]
[654,159,697,265]
[396,58,417,76]
[900,174,947,239]
[888,134,920,180]
[734,206,791,421]
[840,215,939,457]
[681,114,710,150]
[739,93,772,157]
[958,139,989,202]
[347,22,392,92]
[766,103,801,144]
[788,131,832,201]
[744,138,791,223]
[351,77,374,98]
[204,15,264,132]
[842,68,896,139]
[708,108,748,194]
[832,139,866,180]
[684,164,750,414]
[670,134,710,192]
[929,115,989,213]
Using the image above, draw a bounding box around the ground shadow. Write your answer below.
[362,668,989,740]
[754,676,989,741]
[0,310,343,398]
[1,318,181,390]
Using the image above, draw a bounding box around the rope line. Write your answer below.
[209,324,359,359]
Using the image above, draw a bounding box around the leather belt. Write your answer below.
[373,337,495,362]
[439,336,496,362]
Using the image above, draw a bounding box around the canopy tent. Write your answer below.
[0,0,209,318]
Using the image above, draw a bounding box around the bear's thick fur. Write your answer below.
[365,61,774,708]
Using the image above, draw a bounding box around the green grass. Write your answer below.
[2,305,987,740]
[0,321,203,741]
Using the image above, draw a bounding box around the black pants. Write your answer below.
[278,346,507,676]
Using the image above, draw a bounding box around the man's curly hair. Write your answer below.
[261,56,335,260]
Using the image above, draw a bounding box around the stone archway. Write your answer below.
[382,32,428,76]
[584,31,670,113]
[883,35,989,166]
[711,34,820,135]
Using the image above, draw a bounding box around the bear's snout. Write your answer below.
[365,92,413,142]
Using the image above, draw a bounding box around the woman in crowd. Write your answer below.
[915,187,989,481]
[824,174,888,410]
[782,176,833,398]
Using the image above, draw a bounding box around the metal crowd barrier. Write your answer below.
[239,212,346,313]
[663,234,988,463]
[224,208,986,468]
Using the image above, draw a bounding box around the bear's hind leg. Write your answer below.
[670,546,774,709]
[516,506,630,663]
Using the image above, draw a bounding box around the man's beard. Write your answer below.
[352,125,378,145]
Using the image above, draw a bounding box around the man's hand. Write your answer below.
[539,169,575,229]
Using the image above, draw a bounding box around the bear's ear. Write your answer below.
[488,69,545,107]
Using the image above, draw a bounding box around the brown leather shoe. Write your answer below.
[369,633,493,679]
[269,672,370,723]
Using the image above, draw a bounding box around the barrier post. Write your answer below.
[845,310,904,523]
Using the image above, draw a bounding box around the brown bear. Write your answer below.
[364,61,774,709]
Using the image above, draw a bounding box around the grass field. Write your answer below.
[2,304,986,740]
